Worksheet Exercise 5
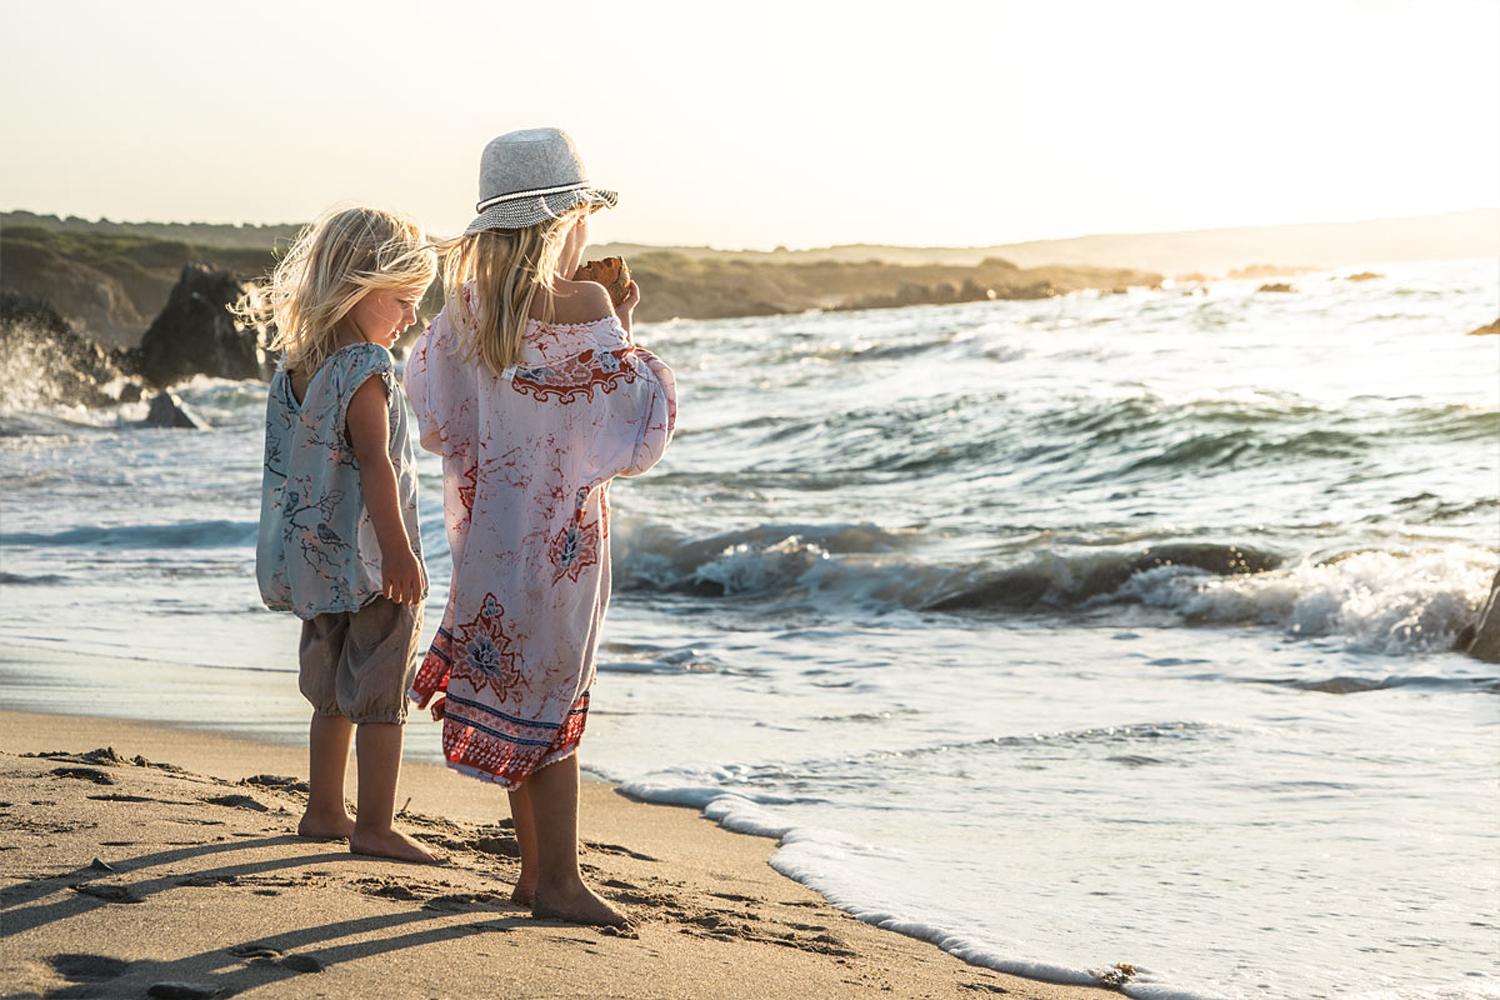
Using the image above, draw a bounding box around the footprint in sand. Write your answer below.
[87,793,157,802]
[471,835,521,857]
[51,767,114,785]
[203,794,268,812]
[423,892,500,912]
[583,840,659,862]
[70,883,139,904]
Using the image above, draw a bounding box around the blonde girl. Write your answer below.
[406,128,677,924]
[251,205,441,863]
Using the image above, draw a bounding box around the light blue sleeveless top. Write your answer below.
[256,343,424,618]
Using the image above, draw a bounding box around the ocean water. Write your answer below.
[2,258,1498,999]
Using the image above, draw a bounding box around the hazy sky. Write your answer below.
[2,0,1497,249]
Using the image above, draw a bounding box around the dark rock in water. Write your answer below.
[1465,318,1499,337]
[136,264,271,387]
[146,391,209,429]
[0,291,124,408]
[1256,282,1296,293]
[117,381,144,403]
[1457,570,1500,663]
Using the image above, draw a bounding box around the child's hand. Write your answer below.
[383,547,426,605]
[618,281,640,334]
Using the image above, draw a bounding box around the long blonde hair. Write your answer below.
[241,205,437,376]
[440,204,590,374]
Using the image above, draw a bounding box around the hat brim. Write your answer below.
[463,187,617,235]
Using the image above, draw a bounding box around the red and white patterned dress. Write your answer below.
[404,308,676,787]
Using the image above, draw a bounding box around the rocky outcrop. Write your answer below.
[1466,319,1499,337]
[0,291,124,408]
[1344,271,1383,282]
[1256,282,1296,293]
[132,265,271,387]
[1455,570,1500,662]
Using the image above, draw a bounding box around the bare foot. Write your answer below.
[349,825,445,864]
[297,810,355,840]
[510,881,535,907]
[532,882,629,927]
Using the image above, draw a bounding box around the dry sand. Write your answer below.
[0,710,1119,999]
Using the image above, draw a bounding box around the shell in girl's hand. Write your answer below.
[574,257,631,306]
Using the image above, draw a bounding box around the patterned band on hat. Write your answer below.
[476,182,591,212]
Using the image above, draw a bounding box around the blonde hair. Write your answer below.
[241,205,438,376]
[440,204,591,374]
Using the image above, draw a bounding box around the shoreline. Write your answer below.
[0,707,1117,999]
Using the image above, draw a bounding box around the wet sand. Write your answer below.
[0,709,1118,999]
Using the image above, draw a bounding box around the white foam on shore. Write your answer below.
[617,776,1219,998]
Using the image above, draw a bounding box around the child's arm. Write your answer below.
[347,378,425,605]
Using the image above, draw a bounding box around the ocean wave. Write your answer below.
[925,543,1284,611]
[0,519,257,550]
[0,376,269,438]
[1246,674,1500,695]
[669,389,1497,488]
[616,520,1494,654]
[0,571,70,586]
[596,640,727,674]
[1101,548,1496,654]
[0,405,147,438]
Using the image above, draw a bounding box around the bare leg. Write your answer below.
[348,722,442,863]
[526,755,628,926]
[298,712,355,839]
[508,784,538,905]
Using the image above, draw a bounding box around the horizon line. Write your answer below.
[2,204,1496,255]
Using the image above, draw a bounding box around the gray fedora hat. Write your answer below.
[464,127,617,235]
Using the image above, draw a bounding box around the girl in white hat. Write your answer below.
[406,128,677,926]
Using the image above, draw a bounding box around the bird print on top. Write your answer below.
[256,343,425,618]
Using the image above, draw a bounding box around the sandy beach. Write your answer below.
[0,709,1118,999]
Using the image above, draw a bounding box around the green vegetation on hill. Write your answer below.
[0,224,275,346]
[2,210,303,250]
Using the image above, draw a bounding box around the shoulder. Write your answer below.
[341,342,394,371]
[546,278,615,326]
[325,343,394,385]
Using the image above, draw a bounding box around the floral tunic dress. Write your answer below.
[405,309,676,787]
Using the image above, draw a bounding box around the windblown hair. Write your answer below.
[239,205,437,376]
[440,204,591,374]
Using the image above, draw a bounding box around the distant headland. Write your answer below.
[2,207,1494,347]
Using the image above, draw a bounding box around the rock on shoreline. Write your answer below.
[127,264,272,387]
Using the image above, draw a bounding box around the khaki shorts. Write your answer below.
[299,597,423,725]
